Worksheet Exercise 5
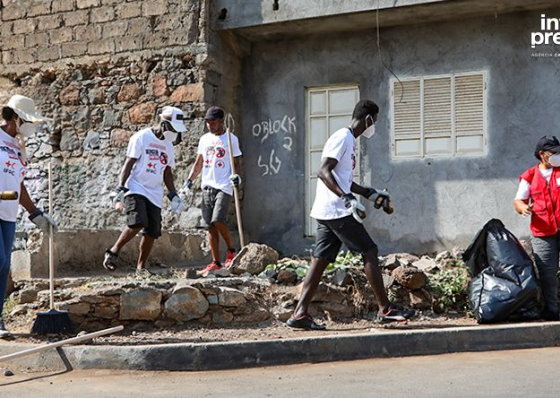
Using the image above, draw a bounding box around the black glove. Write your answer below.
[185,179,193,189]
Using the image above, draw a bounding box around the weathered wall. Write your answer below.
[239,8,558,255]
[0,0,232,247]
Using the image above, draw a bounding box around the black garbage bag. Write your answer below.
[463,219,540,323]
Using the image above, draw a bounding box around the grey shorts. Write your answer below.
[313,215,378,263]
[124,194,162,239]
[202,187,231,226]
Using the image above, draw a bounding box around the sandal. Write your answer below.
[103,249,118,271]
[286,314,326,330]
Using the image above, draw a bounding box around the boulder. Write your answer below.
[119,288,162,320]
[234,307,271,323]
[211,307,234,324]
[332,269,352,287]
[231,243,279,275]
[217,287,246,307]
[277,269,297,285]
[392,266,427,290]
[164,285,208,321]
[409,289,433,310]
[413,256,439,274]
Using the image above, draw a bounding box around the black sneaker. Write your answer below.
[377,304,415,323]
[103,249,118,271]
[286,314,326,330]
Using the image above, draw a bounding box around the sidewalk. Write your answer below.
[1,321,559,372]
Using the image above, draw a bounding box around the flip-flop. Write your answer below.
[103,249,118,271]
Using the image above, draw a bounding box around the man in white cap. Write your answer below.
[103,106,187,275]
[0,94,57,338]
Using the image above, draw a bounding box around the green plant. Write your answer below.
[427,267,469,313]
[325,251,362,273]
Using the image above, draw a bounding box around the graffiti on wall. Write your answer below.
[253,115,296,177]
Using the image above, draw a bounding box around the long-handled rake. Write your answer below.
[224,113,245,248]
[31,162,73,334]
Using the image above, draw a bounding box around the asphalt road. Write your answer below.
[1,347,559,397]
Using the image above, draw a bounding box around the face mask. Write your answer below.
[18,121,37,138]
[163,130,178,143]
[362,115,376,139]
[549,153,560,167]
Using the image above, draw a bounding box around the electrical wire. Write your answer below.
[376,0,404,102]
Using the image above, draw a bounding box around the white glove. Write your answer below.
[229,174,242,187]
[167,192,186,213]
[29,210,58,235]
[178,180,194,198]
[341,193,366,223]
[109,186,128,211]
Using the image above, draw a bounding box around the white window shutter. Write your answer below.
[455,74,485,154]
[393,79,421,156]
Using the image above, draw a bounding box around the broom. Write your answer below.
[31,162,73,334]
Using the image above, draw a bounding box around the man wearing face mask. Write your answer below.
[0,95,57,338]
[103,106,186,275]
[286,100,415,330]
[514,136,560,321]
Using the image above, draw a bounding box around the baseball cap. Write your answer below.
[205,106,225,121]
[160,106,187,133]
[6,94,52,123]
[535,136,560,157]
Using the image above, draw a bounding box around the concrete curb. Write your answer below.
[1,322,560,372]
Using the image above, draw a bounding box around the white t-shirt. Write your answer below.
[197,131,242,196]
[310,128,356,220]
[125,128,175,208]
[0,128,27,222]
[515,168,552,200]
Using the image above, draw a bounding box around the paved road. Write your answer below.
[1,347,559,397]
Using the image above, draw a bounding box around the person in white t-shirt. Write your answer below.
[0,95,57,338]
[186,106,242,275]
[286,100,415,330]
[103,106,187,275]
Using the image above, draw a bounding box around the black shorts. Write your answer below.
[124,194,162,239]
[313,215,377,262]
[202,187,231,226]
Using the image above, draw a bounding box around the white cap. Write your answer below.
[6,94,52,123]
[160,106,187,133]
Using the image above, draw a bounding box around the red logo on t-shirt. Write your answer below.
[216,147,226,158]
[5,161,14,168]
[216,160,224,168]
[160,152,168,165]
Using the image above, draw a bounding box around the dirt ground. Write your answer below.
[3,312,478,346]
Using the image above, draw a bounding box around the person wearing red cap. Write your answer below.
[103,106,187,276]
[0,95,57,338]
[185,106,242,276]
[514,135,560,320]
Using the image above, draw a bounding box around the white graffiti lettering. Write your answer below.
[258,149,282,176]
[252,115,296,143]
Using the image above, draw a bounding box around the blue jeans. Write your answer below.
[0,220,16,317]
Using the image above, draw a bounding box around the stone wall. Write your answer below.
[0,0,238,244]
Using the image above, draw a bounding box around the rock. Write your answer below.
[318,301,355,318]
[4,370,14,377]
[206,294,218,305]
[83,131,100,150]
[9,304,29,317]
[93,304,118,319]
[169,83,204,102]
[119,288,162,320]
[392,266,427,290]
[272,306,293,322]
[60,301,91,315]
[164,285,208,321]
[332,269,352,287]
[435,251,452,262]
[60,129,81,151]
[128,102,155,124]
[149,75,169,97]
[234,307,271,323]
[6,273,14,297]
[212,307,234,323]
[18,287,39,304]
[102,110,120,127]
[60,86,81,105]
[451,246,465,259]
[298,282,345,304]
[413,257,439,274]
[231,243,279,275]
[217,287,246,307]
[117,84,143,103]
[409,289,433,310]
[111,128,132,147]
[213,267,231,277]
[381,254,401,270]
[382,273,395,288]
[277,269,297,285]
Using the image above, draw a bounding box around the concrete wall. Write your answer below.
[238,8,559,255]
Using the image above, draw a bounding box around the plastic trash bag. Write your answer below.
[463,219,540,323]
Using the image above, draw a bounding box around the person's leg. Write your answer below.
[110,227,142,254]
[532,234,560,317]
[293,256,331,318]
[0,220,16,317]
[214,222,233,250]
[212,192,235,251]
[362,247,390,311]
[137,236,155,269]
[208,224,220,262]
